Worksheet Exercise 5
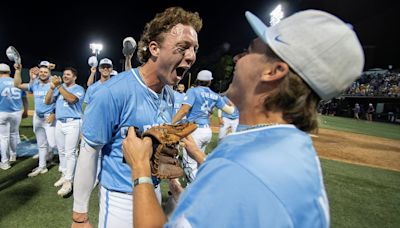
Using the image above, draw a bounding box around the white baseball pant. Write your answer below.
[55,119,81,181]
[0,111,22,163]
[98,185,161,227]
[218,117,239,139]
[182,126,211,182]
[33,113,57,168]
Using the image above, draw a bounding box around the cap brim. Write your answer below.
[245,11,268,44]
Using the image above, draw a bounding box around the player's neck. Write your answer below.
[65,82,76,87]
[139,64,163,93]
[100,75,110,82]
[239,109,287,126]
[39,78,49,84]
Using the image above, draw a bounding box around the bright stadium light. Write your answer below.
[90,43,103,55]
[270,4,284,26]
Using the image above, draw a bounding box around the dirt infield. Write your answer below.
[211,125,400,171]
[312,128,400,171]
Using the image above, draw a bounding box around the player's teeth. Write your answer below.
[177,76,182,80]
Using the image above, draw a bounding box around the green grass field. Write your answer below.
[0,100,399,227]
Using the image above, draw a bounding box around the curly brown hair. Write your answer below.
[263,45,321,132]
[137,7,203,64]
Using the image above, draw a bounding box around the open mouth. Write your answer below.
[175,67,187,81]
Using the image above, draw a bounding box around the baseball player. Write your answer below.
[84,58,113,105]
[84,58,115,186]
[218,95,239,139]
[14,61,57,176]
[71,7,202,227]
[0,63,28,170]
[172,70,234,182]
[44,67,85,196]
[173,83,186,114]
[123,9,364,227]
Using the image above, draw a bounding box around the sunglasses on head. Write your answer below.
[100,64,112,69]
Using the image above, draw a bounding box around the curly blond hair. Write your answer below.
[137,7,203,64]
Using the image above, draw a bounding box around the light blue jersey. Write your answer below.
[84,80,104,104]
[54,84,85,120]
[28,78,55,117]
[0,78,24,112]
[168,125,330,228]
[173,91,186,114]
[82,68,175,193]
[183,86,226,126]
[221,96,239,119]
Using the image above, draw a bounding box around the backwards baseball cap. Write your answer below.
[0,63,11,72]
[39,61,50,68]
[99,58,113,66]
[197,70,213,81]
[245,10,364,100]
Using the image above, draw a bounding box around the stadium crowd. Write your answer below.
[344,71,400,97]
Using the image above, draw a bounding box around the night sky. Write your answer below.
[1,0,398,85]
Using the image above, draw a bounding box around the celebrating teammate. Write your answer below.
[72,7,202,227]
[0,63,28,170]
[218,94,239,139]
[84,58,113,105]
[122,9,364,227]
[173,83,186,114]
[44,67,85,196]
[14,61,57,176]
[172,69,233,182]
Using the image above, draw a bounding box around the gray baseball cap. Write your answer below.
[0,63,11,72]
[245,10,364,100]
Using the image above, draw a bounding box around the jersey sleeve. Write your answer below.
[215,94,227,110]
[82,87,118,148]
[166,158,292,228]
[84,86,92,104]
[182,88,195,107]
[27,79,38,93]
[74,86,85,101]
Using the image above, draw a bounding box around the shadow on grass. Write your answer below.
[0,157,37,192]
[0,180,40,222]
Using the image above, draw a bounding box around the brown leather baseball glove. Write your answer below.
[143,123,197,179]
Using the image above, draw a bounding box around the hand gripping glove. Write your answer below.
[143,123,197,179]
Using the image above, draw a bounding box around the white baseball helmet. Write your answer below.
[88,56,98,67]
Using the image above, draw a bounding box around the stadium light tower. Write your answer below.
[90,43,103,56]
[270,4,284,26]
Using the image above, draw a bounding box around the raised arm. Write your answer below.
[13,64,30,91]
[46,76,78,104]
[125,54,133,71]
[172,104,191,124]
[86,67,96,87]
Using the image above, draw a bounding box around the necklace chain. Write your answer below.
[238,123,281,132]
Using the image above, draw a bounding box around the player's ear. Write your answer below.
[149,41,160,57]
[260,61,289,82]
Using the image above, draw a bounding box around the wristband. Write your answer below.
[72,217,89,223]
[133,177,153,187]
